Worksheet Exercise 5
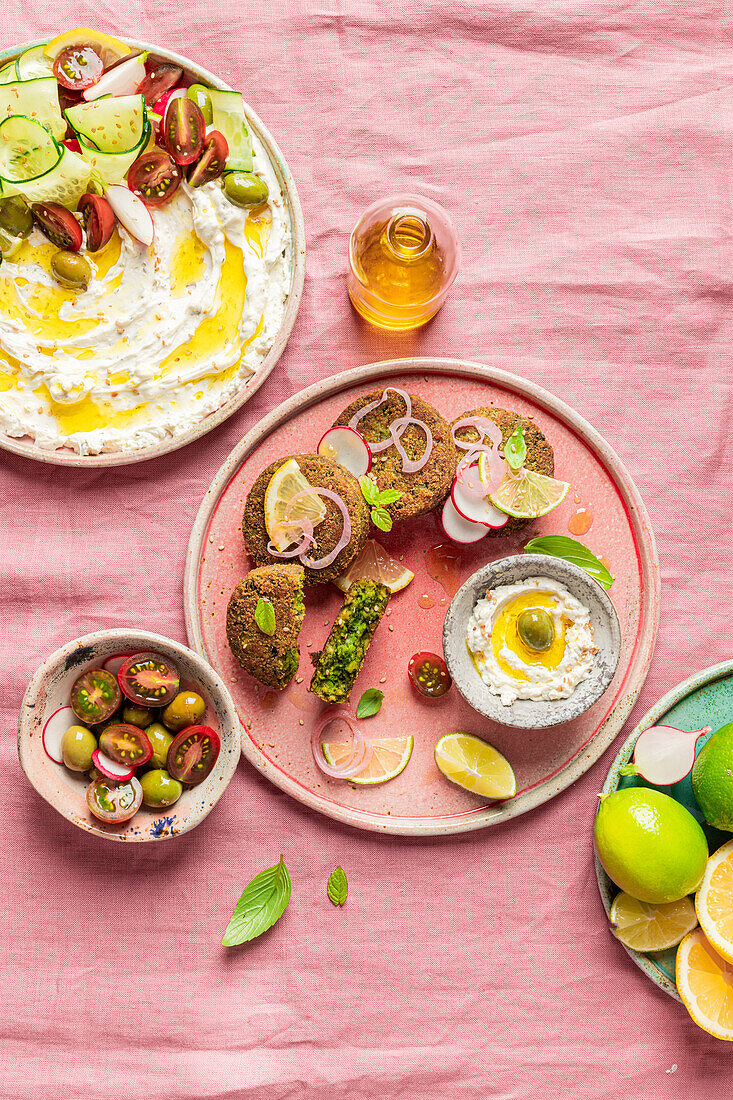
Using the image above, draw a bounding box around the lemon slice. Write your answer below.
[489,468,570,520]
[695,839,733,963]
[434,732,516,799]
[44,28,131,68]
[676,928,733,1040]
[322,736,413,786]
[610,892,698,952]
[264,458,328,552]
[0,226,22,259]
[334,538,414,594]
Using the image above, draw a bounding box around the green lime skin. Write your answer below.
[594,787,708,903]
[224,172,269,207]
[0,195,33,238]
[122,704,153,727]
[140,769,182,808]
[61,725,97,772]
[162,691,205,732]
[691,722,733,831]
[145,722,174,770]
[186,84,213,125]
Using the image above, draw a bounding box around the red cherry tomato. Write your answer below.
[70,668,121,724]
[137,63,183,107]
[53,45,104,91]
[31,202,83,251]
[78,192,116,252]
[99,723,153,768]
[87,776,143,823]
[127,151,182,207]
[407,652,452,698]
[118,652,180,706]
[164,98,205,166]
[187,130,229,187]
[166,725,220,784]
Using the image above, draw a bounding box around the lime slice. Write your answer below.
[44,28,131,68]
[264,458,328,552]
[0,115,59,182]
[609,892,697,952]
[489,468,570,520]
[434,732,516,799]
[334,538,414,594]
[323,736,413,786]
[0,226,22,259]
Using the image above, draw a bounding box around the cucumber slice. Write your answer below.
[0,115,59,182]
[77,121,151,186]
[15,44,55,81]
[210,89,254,172]
[66,94,147,153]
[0,78,65,141]
[0,225,22,258]
[0,62,18,85]
[0,146,91,209]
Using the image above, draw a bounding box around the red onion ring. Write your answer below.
[349,387,413,454]
[451,416,503,450]
[312,708,371,779]
[269,487,352,570]
[389,415,434,473]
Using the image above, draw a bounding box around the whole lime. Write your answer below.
[691,722,733,831]
[594,787,708,903]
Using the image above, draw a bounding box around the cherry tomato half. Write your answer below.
[31,202,83,251]
[127,151,181,207]
[164,98,205,166]
[137,63,184,107]
[166,725,220,785]
[99,723,153,767]
[187,130,229,188]
[87,776,143,823]
[78,192,116,252]
[53,45,104,91]
[70,668,121,724]
[407,652,452,698]
[118,652,180,706]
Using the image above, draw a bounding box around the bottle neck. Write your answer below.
[383,211,434,262]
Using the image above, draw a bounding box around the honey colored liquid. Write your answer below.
[349,212,447,330]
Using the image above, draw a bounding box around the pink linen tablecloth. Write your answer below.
[2,2,732,1096]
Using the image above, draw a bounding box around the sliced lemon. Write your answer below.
[696,839,733,963]
[323,736,413,786]
[434,732,516,799]
[489,468,570,520]
[334,538,414,594]
[610,892,697,952]
[0,227,22,259]
[263,458,327,553]
[44,28,131,68]
[676,927,733,1040]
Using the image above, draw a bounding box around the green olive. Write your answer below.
[161,691,206,732]
[517,608,555,652]
[122,704,153,728]
[140,769,183,808]
[224,172,269,208]
[187,84,213,126]
[145,722,174,770]
[51,250,91,290]
[61,725,97,772]
[0,195,33,239]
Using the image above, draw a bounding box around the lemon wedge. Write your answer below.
[489,468,570,520]
[334,539,414,594]
[264,458,327,552]
[323,736,413,786]
[44,28,131,68]
[676,927,733,1040]
[610,892,698,952]
[434,732,516,799]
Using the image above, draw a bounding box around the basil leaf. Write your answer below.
[327,866,348,906]
[504,425,526,471]
[222,856,291,946]
[376,488,402,506]
[254,597,276,636]
[356,688,384,719]
[524,535,614,590]
[359,475,380,506]
[371,507,392,532]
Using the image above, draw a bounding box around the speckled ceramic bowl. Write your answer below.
[443,554,621,729]
[18,629,240,841]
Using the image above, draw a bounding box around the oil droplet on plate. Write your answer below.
[568,507,593,535]
[418,593,435,609]
[261,691,278,711]
[598,555,611,570]
[425,542,462,596]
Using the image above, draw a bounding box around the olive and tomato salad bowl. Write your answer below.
[17,629,240,842]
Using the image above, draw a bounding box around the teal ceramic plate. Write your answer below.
[595,660,733,1001]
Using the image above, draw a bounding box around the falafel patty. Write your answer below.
[333,390,456,522]
[452,407,555,536]
[310,579,390,704]
[242,454,370,586]
[226,564,305,690]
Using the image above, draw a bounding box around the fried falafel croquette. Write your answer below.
[226,564,305,689]
[309,579,390,704]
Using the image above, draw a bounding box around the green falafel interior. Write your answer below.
[310,579,390,705]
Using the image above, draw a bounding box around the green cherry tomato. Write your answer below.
[186,84,213,125]
[61,725,97,772]
[140,768,183,808]
[144,722,174,770]
[224,172,269,208]
[161,691,206,732]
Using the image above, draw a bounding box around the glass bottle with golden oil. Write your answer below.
[348,194,460,331]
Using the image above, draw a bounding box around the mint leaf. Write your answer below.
[222,856,291,946]
[327,866,348,906]
[371,506,392,532]
[524,535,614,590]
[359,475,380,506]
[505,425,527,471]
[254,597,276,635]
[356,688,384,719]
[376,488,402,506]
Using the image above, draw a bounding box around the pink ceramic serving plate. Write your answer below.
[184,358,660,835]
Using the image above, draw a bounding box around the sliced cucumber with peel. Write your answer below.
[0,77,65,141]
[0,146,91,209]
[77,122,151,186]
[15,45,55,81]
[66,95,147,153]
[209,89,254,172]
[0,62,17,86]
[0,115,59,182]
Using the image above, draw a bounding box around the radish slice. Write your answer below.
[441,497,487,544]
[317,427,372,477]
[312,709,370,779]
[154,86,185,123]
[627,725,711,786]
[102,653,134,675]
[62,137,82,153]
[451,472,508,528]
[42,705,75,764]
[91,748,135,782]
[104,185,154,247]
[83,55,147,100]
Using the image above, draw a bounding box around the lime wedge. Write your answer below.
[489,468,570,520]
[434,732,516,799]
[610,892,697,952]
